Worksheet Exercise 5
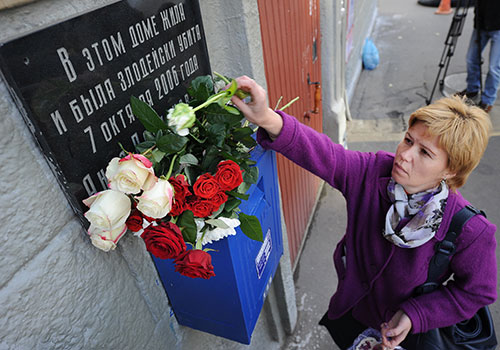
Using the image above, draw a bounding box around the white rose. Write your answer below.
[197,217,241,245]
[135,178,174,219]
[83,190,131,231]
[106,154,157,194]
[88,224,127,252]
[167,103,196,136]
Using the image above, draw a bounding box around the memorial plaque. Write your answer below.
[0,0,211,226]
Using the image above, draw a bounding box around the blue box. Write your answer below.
[152,146,284,344]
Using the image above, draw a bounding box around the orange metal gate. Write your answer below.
[257,0,323,267]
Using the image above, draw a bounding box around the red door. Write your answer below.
[257,0,323,267]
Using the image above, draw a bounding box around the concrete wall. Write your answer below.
[321,0,377,145]
[321,0,349,146]
[0,0,291,349]
[345,0,378,103]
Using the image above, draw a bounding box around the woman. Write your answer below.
[231,76,497,349]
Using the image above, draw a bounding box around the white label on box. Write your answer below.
[255,229,272,279]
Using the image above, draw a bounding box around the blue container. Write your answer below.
[152,145,284,344]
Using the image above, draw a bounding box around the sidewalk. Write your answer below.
[283,0,500,349]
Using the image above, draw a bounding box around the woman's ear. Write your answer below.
[443,170,456,181]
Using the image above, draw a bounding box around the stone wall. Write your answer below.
[0,0,288,349]
[345,0,378,102]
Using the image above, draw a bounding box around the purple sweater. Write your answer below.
[258,111,497,333]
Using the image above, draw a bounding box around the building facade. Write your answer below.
[0,0,376,348]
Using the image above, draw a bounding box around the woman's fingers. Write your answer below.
[229,76,271,127]
[231,95,251,115]
[380,311,412,349]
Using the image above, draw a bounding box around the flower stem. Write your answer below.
[165,154,178,179]
[274,96,283,110]
[213,71,230,85]
[195,225,208,250]
[195,239,203,250]
[118,142,129,154]
[192,91,227,112]
[279,96,300,111]
[141,145,156,156]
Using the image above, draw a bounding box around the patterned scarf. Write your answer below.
[383,178,448,248]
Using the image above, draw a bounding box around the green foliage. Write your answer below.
[131,74,263,246]
[130,96,167,133]
[178,211,197,244]
[239,213,264,242]
[156,133,188,154]
[187,75,214,101]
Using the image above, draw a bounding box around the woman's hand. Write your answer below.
[380,310,412,349]
[231,76,283,138]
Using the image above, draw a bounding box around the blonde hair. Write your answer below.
[408,95,491,191]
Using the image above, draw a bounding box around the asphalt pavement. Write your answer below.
[283,0,500,349]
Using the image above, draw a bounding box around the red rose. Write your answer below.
[174,249,216,279]
[169,174,191,200]
[142,213,158,223]
[130,204,157,223]
[187,196,217,217]
[210,191,228,209]
[126,210,144,232]
[215,160,243,191]
[141,222,186,259]
[193,173,220,199]
[169,197,185,217]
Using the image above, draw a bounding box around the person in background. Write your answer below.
[231,76,497,350]
[458,0,500,112]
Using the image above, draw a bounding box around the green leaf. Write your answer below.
[237,182,252,195]
[240,135,257,148]
[155,129,164,140]
[131,96,167,133]
[206,113,243,128]
[209,202,225,218]
[223,104,240,115]
[243,167,259,184]
[201,146,221,171]
[185,166,197,186]
[187,75,214,101]
[152,149,166,163]
[178,210,197,244]
[205,218,230,229]
[226,79,238,96]
[208,124,227,148]
[226,190,249,201]
[143,130,156,141]
[239,213,263,242]
[180,153,198,165]
[220,151,240,163]
[232,127,254,141]
[224,198,241,212]
[135,141,155,153]
[156,133,188,154]
[217,95,231,108]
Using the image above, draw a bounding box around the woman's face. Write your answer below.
[392,122,453,194]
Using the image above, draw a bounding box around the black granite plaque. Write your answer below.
[0,0,211,226]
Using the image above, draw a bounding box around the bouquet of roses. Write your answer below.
[82,74,263,279]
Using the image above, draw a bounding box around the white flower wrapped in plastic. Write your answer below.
[197,217,241,246]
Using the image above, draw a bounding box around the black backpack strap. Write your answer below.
[414,205,485,296]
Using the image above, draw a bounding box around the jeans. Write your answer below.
[466,29,500,106]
